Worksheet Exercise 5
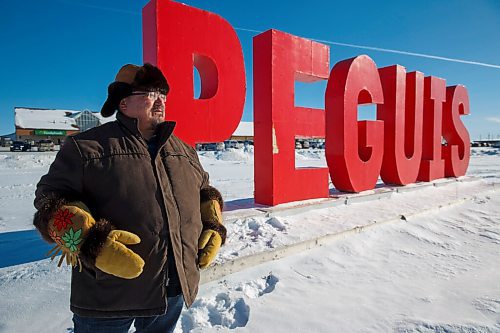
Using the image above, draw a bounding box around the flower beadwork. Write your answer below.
[62,228,82,253]
[53,208,75,231]
[48,227,63,246]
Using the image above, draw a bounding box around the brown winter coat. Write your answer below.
[33,112,224,317]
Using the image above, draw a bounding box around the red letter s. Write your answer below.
[442,85,471,177]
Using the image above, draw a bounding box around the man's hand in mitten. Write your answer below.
[45,202,144,279]
[198,229,222,269]
[198,199,226,269]
[95,230,145,279]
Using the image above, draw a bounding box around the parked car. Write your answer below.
[38,139,55,152]
[204,142,225,151]
[309,140,323,149]
[1,137,12,147]
[224,140,239,149]
[10,141,31,152]
[204,143,217,151]
[216,142,225,151]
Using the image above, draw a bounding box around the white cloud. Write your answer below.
[486,117,500,124]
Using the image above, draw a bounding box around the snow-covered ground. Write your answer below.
[0,147,499,332]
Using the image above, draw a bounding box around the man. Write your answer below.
[33,63,226,332]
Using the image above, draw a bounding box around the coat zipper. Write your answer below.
[149,149,169,309]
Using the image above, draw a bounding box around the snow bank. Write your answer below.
[295,149,325,160]
[0,153,56,170]
[470,146,500,156]
[199,147,254,162]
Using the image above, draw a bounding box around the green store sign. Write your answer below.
[34,129,67,136]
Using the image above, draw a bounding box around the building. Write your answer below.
[73,110,112,132]
[14,107,115,144]
[230,121,253,141]
[14,107,255,145]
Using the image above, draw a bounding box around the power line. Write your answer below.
[234,27,500,70]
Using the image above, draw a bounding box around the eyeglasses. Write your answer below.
[130,91,167,102]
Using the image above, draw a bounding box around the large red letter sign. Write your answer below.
[254,30,330,206]
[143,0,245,145]
[418,76,446,181]
[442,85,470,177]
[325,55,384,193]
[378,66,424,185]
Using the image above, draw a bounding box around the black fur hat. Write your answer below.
[100,63,170,117]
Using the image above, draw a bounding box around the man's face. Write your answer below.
[121,91,166,131]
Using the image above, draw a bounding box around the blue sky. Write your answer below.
[1,0,499,140]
